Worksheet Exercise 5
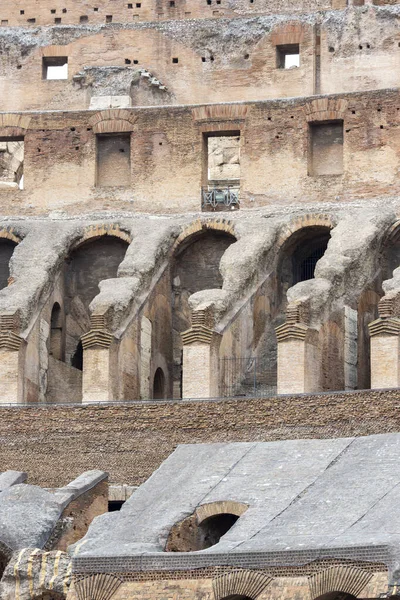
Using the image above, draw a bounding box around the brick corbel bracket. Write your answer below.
[181,308,217,345]
[74,573,123,600]
[0,312,23,351]
[369,296,400,338]
[275,302,317,342]
[81,315,114,350]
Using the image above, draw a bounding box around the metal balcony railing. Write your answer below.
[202,187,240,210]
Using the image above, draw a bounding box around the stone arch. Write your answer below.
[308,566,373,600]
[165,501,248,552]
[213,570,273,600]
[71,224,132,251]
[74,574,123,600]
[172,218,237,254]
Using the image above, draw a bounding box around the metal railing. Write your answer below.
[219,357,277,398]
[202,187,240,210]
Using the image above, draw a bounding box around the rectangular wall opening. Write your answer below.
[96,133,131,187]
[308,121,344,176]
[202,131,240,211]
[0,138,24,190]
[276,44,300,69]
[42,56,68,80]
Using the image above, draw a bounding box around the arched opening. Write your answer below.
[0,238,17,290]
[165,501,247,552]
[314,593,356,600]
[64,236,129,368]
[221,597,253,600]
[49,302,63,361]
[172,229,236,397]
[153,367,166,399]
[198,513,239,549]
[280,226,331,288]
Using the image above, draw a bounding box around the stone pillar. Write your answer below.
[81,326,115,404]
[276,321,319,395]
[369,316,400,390]
[181,311,221,399]
[0,313,24,404]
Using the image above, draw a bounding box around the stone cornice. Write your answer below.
[81,329,114,350]
[368,317,400,337]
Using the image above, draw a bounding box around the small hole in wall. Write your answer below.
[62,8,67,12]
[244,53,249,59]
[346,129,351,133]
[55,17,61,23]
[359,45,363,50]
[202,56,206,62]
[290,115,294,118]
[377,107,382,112]
[268,116,272,121]
[106,14,113,22]
[366,43,371,49]
[80,15,88,22]
[87,127,92,131]
[37,148,41,152]
[20,9,24,14]
[51,8,56,13]
[93,7,99,11]
[119,148,125,152]
[352,110,356,114]
[70,127,76,131]
[172,57,179,63]
[159,142,163,145]
[75,146,79,150]
[380,125,384,129]
[17,64,22,69]
[210,56,214,61]
[133,59,138,64]
[136,3,141,6]
[27,18,36,23]
[125,58,131,64]
[329,46,335,52]
[128,2,133,6]
[170,1,175,6]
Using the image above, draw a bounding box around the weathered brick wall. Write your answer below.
[1,388,400,488]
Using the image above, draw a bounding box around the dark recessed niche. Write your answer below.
[125,58,131,64]
[244,53,249,59]
[172,57,179,63]
[70,127,76,132]
[20,10,25,14]
[329,46,335,52]
[133,59,138,64]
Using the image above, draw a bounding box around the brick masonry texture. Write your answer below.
[2,389,400,488]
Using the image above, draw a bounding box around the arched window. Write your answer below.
[153,367,166,399]
[0,239,17,290]
[49,303,63,361]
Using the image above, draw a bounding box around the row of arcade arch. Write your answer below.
[0,217,400,401]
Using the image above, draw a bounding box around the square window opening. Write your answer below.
[276,44,300,69]
[308,121,344,177]
[202,131,241,211]
[42,56,68,80]
[0,138,24,190]
[96,133,131,187]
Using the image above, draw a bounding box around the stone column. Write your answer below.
[0,317,24,404]
[181,311,221,399]
[275,321,319,395]
[81,326,115,404]
[369,310,400,389]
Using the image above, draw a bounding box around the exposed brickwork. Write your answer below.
[1,389,400,488]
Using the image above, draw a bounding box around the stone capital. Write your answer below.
[368,317,400,338]
[181,324,215,345]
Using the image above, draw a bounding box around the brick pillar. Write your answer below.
[369,317,400,390]
[275,321,319,395]
[181,311,221,399]
[81,327,115,404]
